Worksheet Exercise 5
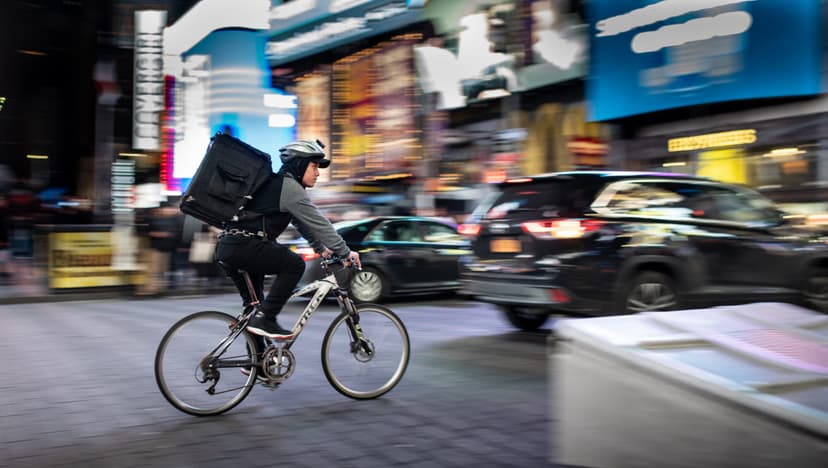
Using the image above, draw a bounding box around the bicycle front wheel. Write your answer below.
[321,304,410,399]
[155,311,259,416]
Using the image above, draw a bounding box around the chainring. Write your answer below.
[260,346,296,383]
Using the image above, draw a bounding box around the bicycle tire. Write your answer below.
[321,303,410,399]
[154,311,259,416]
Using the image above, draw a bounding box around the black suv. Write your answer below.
[459,171,828,330]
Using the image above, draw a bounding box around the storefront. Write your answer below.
[624,113,828,214]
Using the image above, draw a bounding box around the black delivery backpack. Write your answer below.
[180,132,272,228]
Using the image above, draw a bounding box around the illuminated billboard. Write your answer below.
[331,39,419,179]
[587,0,823,121]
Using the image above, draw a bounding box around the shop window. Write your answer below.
[749,145,819,189]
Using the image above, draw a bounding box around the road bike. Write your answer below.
[154,256,410,416]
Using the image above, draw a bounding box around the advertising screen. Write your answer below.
[587,0,823,121]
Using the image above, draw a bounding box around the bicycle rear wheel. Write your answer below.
[155,311,258,416]
[321,304,409,399]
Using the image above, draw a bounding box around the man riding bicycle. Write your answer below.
[214,139,361,340]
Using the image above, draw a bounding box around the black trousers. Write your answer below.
[214,235,306,318]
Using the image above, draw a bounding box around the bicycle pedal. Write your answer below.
[263,381,281,390]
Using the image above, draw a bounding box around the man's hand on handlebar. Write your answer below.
[345,251,362,270]
[318,249,360,269]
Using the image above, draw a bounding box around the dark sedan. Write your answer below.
[295,216,471,303]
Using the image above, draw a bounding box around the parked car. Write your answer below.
[294,216,471,303]
[459,171,828,330]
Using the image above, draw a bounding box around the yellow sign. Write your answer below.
[668,129,756,152]
[697,149,748,185]
[48,231,143,289]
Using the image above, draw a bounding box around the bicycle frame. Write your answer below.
[284,272,340,343]
[205,259,366,374]
[281,264,369,356]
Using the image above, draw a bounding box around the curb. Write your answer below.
[0,287,238,305]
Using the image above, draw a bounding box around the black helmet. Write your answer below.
[278,139,330,168]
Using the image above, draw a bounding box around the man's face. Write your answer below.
[302,161,321,187]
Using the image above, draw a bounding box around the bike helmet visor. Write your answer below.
[278,139,330,168]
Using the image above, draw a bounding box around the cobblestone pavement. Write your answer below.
[0,294,552,467]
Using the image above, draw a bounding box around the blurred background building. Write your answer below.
[4,0,825,219]
[0,0,826,293]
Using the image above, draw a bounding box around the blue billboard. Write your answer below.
[586,0,823,121]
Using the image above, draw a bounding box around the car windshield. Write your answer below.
[465,190,501,223]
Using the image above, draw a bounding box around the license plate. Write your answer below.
[490,238,521,253]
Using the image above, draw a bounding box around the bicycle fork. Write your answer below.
[339,296,373,357]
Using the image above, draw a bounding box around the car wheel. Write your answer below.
[802,267,828,313]
[502,306,549,331]
[349,268,387,303]
[619,271,678,314]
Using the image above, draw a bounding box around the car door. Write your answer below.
[362,219,432,289]
[595,179,803,300]
[416,220,471,285]
[680,183,804,295]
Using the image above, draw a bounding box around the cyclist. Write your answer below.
[214,139,361,340]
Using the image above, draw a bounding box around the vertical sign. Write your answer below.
[133,10,167,150]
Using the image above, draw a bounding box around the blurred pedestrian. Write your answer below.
[187,219,222,286]
[138,201,182,296]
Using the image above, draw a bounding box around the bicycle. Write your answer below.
[154,255,410,416]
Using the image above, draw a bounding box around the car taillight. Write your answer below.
[296,246,320,262]
[458,223,481,237]
[520,219,604,239]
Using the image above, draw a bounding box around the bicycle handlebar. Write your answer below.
[321,254,361,271]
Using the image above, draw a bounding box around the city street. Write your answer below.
[0,294,551,467]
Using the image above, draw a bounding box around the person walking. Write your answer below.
[214,140,361,339]
[139,201,182,295]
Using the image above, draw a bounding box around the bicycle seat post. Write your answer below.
[239,269,260,309]
[218,260,260,315]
